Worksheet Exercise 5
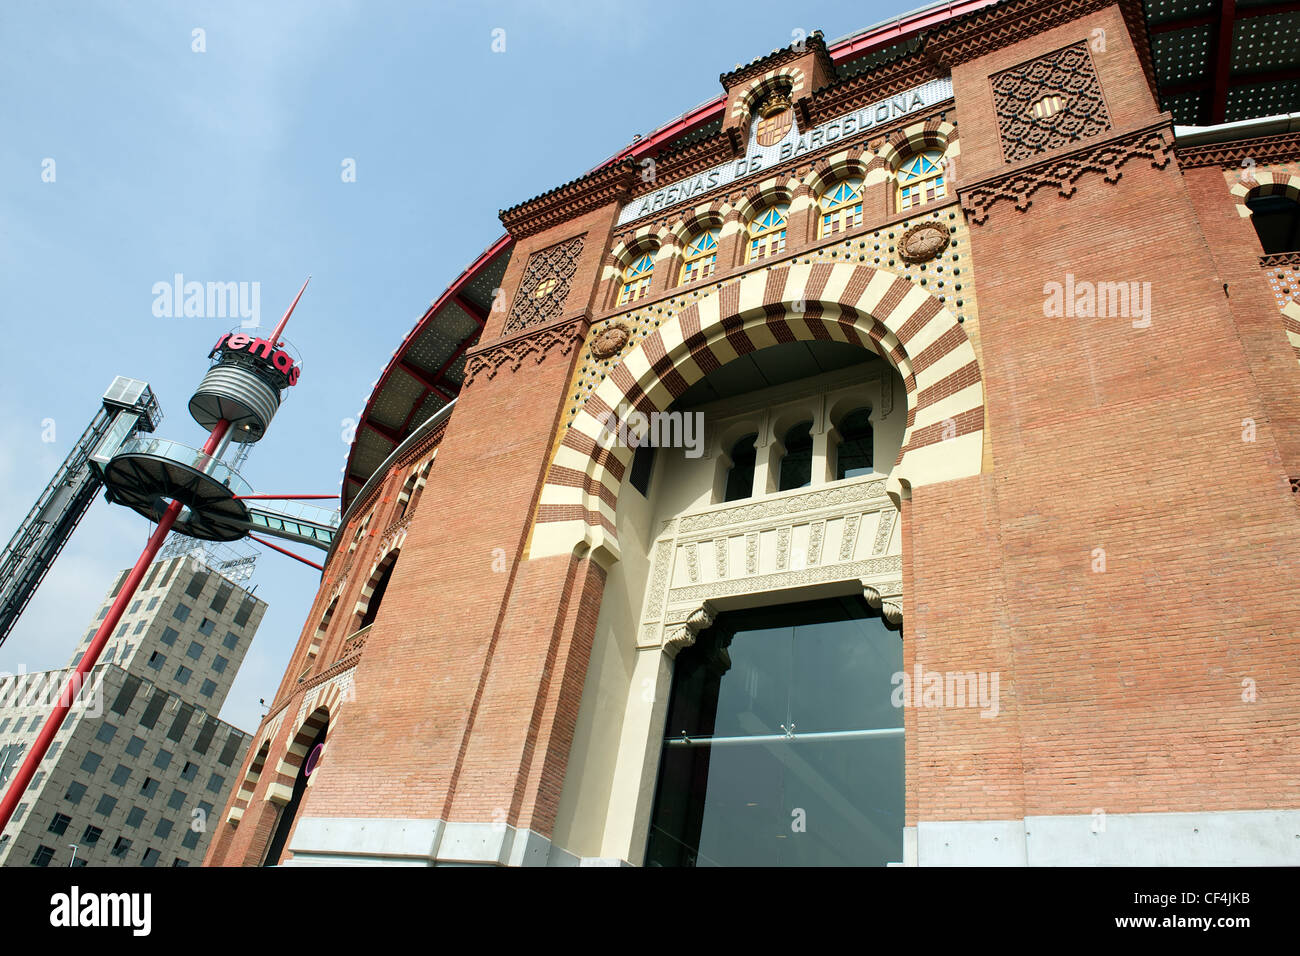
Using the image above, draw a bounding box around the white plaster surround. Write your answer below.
[552,360,907,865]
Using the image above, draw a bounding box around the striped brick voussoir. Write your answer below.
[531,261,985,563]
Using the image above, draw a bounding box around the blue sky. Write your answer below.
[0,0,903,732]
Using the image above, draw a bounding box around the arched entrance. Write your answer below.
[530,261,985,565]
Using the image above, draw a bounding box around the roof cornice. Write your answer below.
[500,158,639,239]
[719,30,836,89]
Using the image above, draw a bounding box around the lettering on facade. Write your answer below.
[617,79,952,226]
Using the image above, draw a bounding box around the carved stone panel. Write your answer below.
[991,42,1112,164]
[504,235,584,334]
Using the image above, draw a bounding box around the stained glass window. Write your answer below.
[897,149,946,211]
[619,252,655,305]
[820,178,864,237]
[680,229,720,285]
[747,205,788,263]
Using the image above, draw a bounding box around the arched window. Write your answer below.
[1248,193,1300,254]
[357,554,398,631]
[896,149,946,212]
[619,252,655,305]
[680,229,720,284]
[645,597,903,866]
[747,204,789,262]
[723,434,757,502]
[778,421,813,492]
[820,178,864,237]
[395,472,418,523]
[262,715,327,867]
[836,408,874,480]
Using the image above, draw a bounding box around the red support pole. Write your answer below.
[0,419,231,836]
[248,533,325,571]
[230,494,339,501]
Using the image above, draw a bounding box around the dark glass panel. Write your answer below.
[723,434,757,502]
[778,421,813,491]
[646,596,903,867]
[836,408,874,480]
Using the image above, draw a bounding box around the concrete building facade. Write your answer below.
[206,0,1300,867]
[0,554,263,866]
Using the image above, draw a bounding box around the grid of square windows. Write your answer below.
[154,818,174,839]
[147,596,159,611]
[168,788,186,810]
[48,812,71,835]
[96,722,118,744]
[64,782,87,804]
[140,777,160,798]
[31,845,55,866]
[141,847,161,867]
[80,752,102,774]
[160,626,178,646]
[125,735,145,756]
[111,764,131,786]
[153,750,172,771]
[126,805,146,827]
[206,772,225,793]
[212,655,228,674]
[175,665,193,686]
[147,651,165,670]
[95,795,117,816]
[200,679,217,698]
[198,618,215,637]
[187,641,204,660]
[82,824,102,845]
[223,630,239,650]
[111,836,131,857]
[172,604,191,623]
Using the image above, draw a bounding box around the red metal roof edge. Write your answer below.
[343,0,1003,504]
[595,0,1000,172]
[341,233,514,504]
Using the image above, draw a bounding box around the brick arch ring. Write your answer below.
[730,67,806,126]
[529,261,986,565]
[1230,171,1300,215]
[263,691,344,806]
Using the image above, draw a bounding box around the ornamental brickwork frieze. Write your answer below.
[463,314,588,386]
[991,41,1111,164]
[504,235,584,335]
[960,121,1173,225]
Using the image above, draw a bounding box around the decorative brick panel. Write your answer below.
[504,236,584,334]
[991,41,1111,164]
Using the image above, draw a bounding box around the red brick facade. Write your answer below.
[206,0,1300,866]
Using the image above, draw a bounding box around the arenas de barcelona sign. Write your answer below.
[617,77,953,226]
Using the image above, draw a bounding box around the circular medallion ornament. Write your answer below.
[591,323,630,359]
[898,221,951,264]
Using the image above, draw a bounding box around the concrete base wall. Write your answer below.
[913,809,1300,866]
